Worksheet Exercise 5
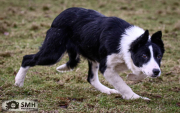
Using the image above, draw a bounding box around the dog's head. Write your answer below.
[130,30,165,77]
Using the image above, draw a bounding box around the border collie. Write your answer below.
[15,7,165,100]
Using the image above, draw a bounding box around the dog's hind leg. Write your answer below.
[56,42,80,72]
[15,28,69,87]
[87,61,119,94]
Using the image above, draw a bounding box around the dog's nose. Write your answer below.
[153,69,160,76]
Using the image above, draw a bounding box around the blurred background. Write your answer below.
[0,0,180,112]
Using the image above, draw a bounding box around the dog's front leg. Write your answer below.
[104,67,149,100]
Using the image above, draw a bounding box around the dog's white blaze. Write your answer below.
[15,66,30,87]
[120,26,145,75]
[90,62,119,94]
[141,46,161,77]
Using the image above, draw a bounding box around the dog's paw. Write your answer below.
[14,79,24,87]
[56,64,73,73]
[109,89,119,94]
[127,73,146,81]
[100,88,119,94]
[14,67,29,87]
[15,73,25,87]
[122,93,141,100]
[140,96,151,100]
[127,73,137,81]
[122,93,150,100]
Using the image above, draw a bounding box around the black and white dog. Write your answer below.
[15,7,164,100]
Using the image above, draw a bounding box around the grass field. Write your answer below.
[0,0,180,112]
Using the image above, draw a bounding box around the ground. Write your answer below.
[0,0,180,112]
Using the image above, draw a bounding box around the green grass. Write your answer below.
[0,0,180,112]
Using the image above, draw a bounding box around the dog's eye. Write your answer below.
[157,55,162,59]
[142,54,148,59]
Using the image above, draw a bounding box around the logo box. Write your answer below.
[2,100,38,111]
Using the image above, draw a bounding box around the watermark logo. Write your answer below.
[2,100,38,111]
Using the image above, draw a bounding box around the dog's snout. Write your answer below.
[153,69,160,76]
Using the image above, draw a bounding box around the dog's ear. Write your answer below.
[151,31,165,53]
[130,30,149,52]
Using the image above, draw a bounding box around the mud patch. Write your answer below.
[173,20,180,31]
[56,97,85,109]
[169,87,180,92]
[0,52,11,57]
